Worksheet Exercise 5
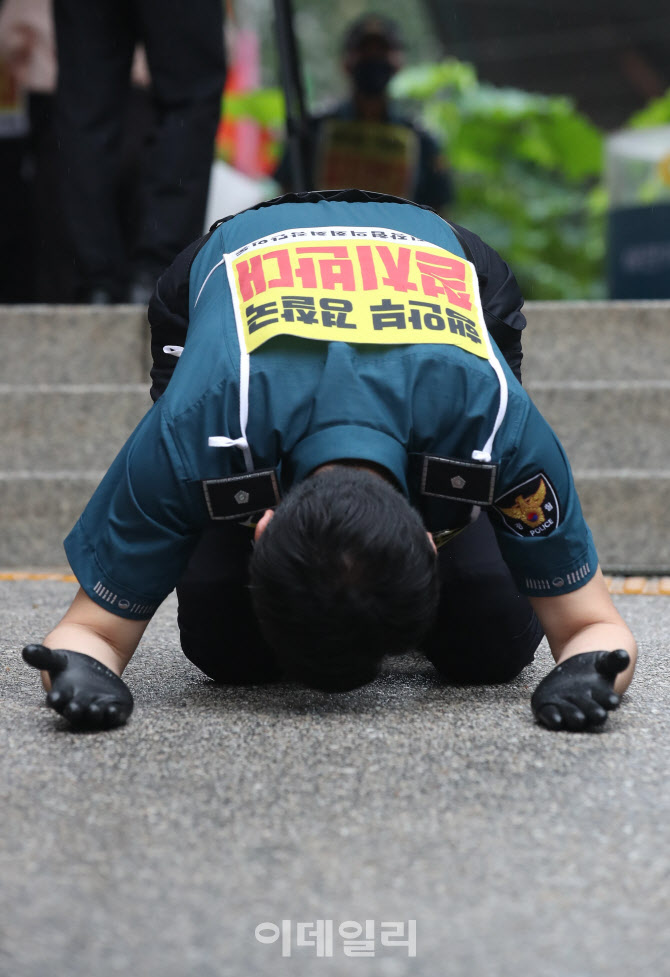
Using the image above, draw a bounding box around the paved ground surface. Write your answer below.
[1,580,669,977]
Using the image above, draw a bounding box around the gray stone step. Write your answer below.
[522,301,670,381]
[1,378,668,471]
[2,302,669,571]
[3,302,670,384]
[2,306,151,384]
[1,471,667,573]
[0,472,102,568]
[575,470,670,574]
[525,380,670,469]
[0,384,149,470]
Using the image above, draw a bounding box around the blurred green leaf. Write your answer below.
[224,89,285,127]
[543,113,602,178]
[628,89,670,128]
[394,59,606,299]
[391,59,477,99]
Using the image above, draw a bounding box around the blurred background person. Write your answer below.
[0,0,59,302]
[0,0,171,302]
[276,12,453,211]
[53,0,226,304]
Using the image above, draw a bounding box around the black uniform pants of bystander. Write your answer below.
[54,0,225,299]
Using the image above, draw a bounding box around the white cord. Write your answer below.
[194,256,225,307]
[202,250,254,472]
[469,269,509,464]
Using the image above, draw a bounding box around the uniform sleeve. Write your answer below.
[449,222,526,383]
[148,234,212,402]
[64,405,209,619]
[490,398,598,597]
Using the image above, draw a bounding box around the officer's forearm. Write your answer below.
[41,623,132,682]
[39,588,148,689]
[529,569,637,695]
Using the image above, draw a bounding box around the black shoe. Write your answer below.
[128,274,156,305]
[85,287,115,305]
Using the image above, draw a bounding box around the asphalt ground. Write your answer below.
[1,579,669,977]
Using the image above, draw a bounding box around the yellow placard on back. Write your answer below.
[225,226,489,359]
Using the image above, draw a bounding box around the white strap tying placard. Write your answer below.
[197,250,254,472]
[469,277,509,464]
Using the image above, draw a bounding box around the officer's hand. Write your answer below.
[22,644,133,730]
[531,649,629,731]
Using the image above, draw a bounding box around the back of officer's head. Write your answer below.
[249,466,439,692]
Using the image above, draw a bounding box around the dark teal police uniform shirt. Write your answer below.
[65,195,598,619]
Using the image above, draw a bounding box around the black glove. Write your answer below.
[22,644,133,730]
[531,649,630,731]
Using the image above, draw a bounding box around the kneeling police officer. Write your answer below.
[22,190,636,732]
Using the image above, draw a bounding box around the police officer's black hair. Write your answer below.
[249,466,439,692]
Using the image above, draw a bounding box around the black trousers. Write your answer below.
[176,512,543,686]
[54,0,225,296]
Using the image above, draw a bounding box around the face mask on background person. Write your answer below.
[352,57,396,96]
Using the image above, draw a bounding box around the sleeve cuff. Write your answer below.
[64,518,163,620]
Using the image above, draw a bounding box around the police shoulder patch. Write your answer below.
[494,471,560,538]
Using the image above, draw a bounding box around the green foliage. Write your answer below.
[222,88,286,128]
[224,55,670,302]
[392,60,606,299]
[628,89,670,128]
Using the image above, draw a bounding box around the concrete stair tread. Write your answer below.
[2,302,669,569]
[4,302,670,382]
[0,470,667,571]
[3,306,151,384]
[2,382,668,470]
[525,379,670,389]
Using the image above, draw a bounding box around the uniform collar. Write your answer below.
[288,425,409,496]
